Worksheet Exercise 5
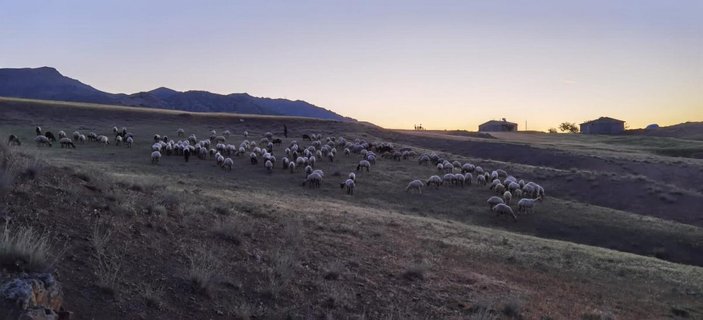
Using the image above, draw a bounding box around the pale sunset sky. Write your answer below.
[1,0,701,130]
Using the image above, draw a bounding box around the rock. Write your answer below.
[0,273,64,320]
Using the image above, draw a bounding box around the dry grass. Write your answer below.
[0,225,53,272]
[186,244,222,295]
[211,215,252,245]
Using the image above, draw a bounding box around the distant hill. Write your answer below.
[629,122,703,141]
[0,67,353,121]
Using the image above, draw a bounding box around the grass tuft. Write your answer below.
[0,225,53,272]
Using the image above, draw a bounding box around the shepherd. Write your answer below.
[283,124,288,138]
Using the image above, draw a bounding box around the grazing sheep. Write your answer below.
[513,189,523,198]
[223,158,234,171]
[442,173,455,186]
[517,197,542,214]
[418,154,430,166]
[34,135,52,147]
[405,180,424,194]
[503,191,512,205]
[59,138,76,148]
[348,172,356,181]
[288,161,296,173]
[461,163,475,173]
[35,126,42,136]
[265,160,273,173]
[303,172,322,188]
[477,175,487,186]
[492,203,517,221]
[250,152,258,165]
[243,130,249,137]
[487,196,504,209]
[151,151,162,164]
[115,135,123,146]
[7,135,21,146]
[223,130,231,137]
[356,160,371,172]
[58,130,67,139]
[340,178,355,195]
[494,183,506,195]
[177,128,185,137]
[98,135,110,145]
[463,173,473,186]
[304,165,313,175]
[78,134,86,144]
[426,175,443,188]
[126,136,134,148]
[88,132,98,142]
[72,131,80,140]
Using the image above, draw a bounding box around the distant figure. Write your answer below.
[284,124,288,138]
[184,147,191,162]
[35,126,42,136]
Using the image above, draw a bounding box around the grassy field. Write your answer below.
[1,97,702,319]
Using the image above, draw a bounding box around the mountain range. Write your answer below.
[0,67,353,121]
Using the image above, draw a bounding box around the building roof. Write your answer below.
[479,119,517,127]
[580,117,625,125]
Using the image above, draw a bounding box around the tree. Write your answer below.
[559,122,578,133]
[548,128,557,134]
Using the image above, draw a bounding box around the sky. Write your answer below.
[1,0,701,131]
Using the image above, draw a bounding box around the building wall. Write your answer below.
[580,121,624,134]
[479,123,517,132]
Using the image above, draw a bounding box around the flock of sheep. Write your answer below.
[9,124,546,222]
[405,153,545,221]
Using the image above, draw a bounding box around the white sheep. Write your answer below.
[151,151,162,164]
[34,135,52,147]
[517,197,542,214]
[59,137,76,148]
[126,136,134,148]
[288,161,296,173]
[356,160,371,172]
[463,173,473,186]
[503,191,512,205]
[98,135,110,145]
[477,175,487,186]
[405,180,424,194]
[303,172,322,188]
[348,172,356,181]
[265,160,273,173]
[223,158,234,171]
[492,203,517,221]
[340,178,355,195]
[487,196,504,209]
[177,128,185,137]
[426,175,443,188]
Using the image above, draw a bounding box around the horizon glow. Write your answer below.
[1,0,701,131]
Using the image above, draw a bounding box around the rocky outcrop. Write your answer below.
[0,273,66,320]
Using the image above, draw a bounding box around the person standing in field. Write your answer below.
[284,124,288,138]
